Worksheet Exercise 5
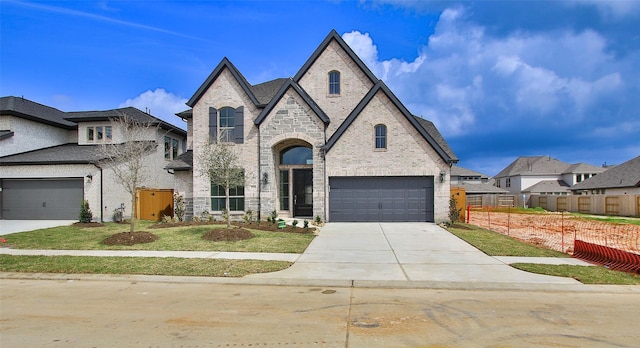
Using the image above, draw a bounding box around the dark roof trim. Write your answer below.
[293,29,378,84]
[186,57,259,107]
[65,107,186,136]
[323,81,455,164]
[254,78,330,126]
[0,130,15,140]
[176,109,192,119]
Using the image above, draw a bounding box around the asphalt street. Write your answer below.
[2,278,639,347]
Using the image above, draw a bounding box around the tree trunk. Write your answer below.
[225,183,231,228]
[130,190,136,233]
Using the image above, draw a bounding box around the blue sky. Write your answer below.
[1,0,639,176]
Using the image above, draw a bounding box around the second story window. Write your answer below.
[375,124,387,149]
[164,136,180,160]
[329,70,340,95]
[209,106,244,144]
[87,126,112,143]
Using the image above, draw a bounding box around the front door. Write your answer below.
[293,169,313,217]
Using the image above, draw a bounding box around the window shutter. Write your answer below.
[234,106,244,144]
[209,107,218,143]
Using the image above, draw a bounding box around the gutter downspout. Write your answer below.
[323,123,328,222]
[257,125,261,221]
[92,163,104,223]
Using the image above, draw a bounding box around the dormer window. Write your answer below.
[87,125,112,143]
[329,70,340,95]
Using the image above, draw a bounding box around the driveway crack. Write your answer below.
[379,223,411,280]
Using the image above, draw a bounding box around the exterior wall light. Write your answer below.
[439,171,446,183]
[262,172,269,186]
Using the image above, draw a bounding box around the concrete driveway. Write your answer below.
[248,222,580,285]
[0,220,76,235]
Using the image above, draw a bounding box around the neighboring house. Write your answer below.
[493,156,605,196]
[450,166,508,194]
[167,30,458,223]
[571,155,640,195]
[0,96,186,221]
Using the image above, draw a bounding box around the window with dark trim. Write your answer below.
[375,124,387,149]
[329,70,340,95]
[210,170,245,211]
[209,106,244,144]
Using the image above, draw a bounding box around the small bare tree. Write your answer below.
[97,112,158,233]
[197,135,244,228]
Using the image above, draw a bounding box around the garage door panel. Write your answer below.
[2,179,84,220]
[329,176,434,222]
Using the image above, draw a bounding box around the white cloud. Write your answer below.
[341,6,630,137]
[119,88,187,127]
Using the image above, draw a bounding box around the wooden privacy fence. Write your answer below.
[467,209,640,273]
[530,194,640,217]
[135,188,174,221]
[466,194,518,208]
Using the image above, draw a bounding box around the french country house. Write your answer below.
[167,30,458,223]
[0,96,186,221]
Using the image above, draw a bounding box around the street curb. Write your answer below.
[2,272,639,294]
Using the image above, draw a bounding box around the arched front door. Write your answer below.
[279,145,313,217]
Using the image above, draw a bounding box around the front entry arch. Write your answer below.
[277,143,313,218]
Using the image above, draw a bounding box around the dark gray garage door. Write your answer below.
[1,179,84,220]
[329,176,434,222]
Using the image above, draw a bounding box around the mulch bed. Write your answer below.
[102,231,159,246]
[202,228,255,242]
[149,220,315,234]
[73,222,105,228]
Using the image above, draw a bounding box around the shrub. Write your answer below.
[173,193,186,221]
[292,219,299,227]
[243,209,255,224]
[315,215,322,225]
[79,200,93,223]
[449,196,462,223]
[303,220,309,229]
[269,210,278,224]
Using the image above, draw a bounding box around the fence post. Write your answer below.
[507,206,510,236]
[561,211,564,252]
[487,207,491,230]
[466,205,470,224]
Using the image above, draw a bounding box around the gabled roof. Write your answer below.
[451,166,488,179]
[187,57,260,108]
[254,78,330,126]
[522,179,570,193]
[495,156,570,177]
[66,107,186,135]
[453,182,509,194]
[252,78,289,106]
[0,143,106,165]
[293,29,378,84]
[571,155,640,190]
[563,162,604,175]
[323,81,457,164]
[413,115,458,163]
[164,149,193,171]
[0,96,77,129]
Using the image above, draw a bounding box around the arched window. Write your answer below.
[375,124,387,149]
[280,146,313,165]
[328,71,340,95]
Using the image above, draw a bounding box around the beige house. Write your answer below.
[168,30,457,222]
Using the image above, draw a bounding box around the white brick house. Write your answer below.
[0,97,186,221]
[169,30,458,223]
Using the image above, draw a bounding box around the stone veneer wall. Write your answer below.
[259,91,326,220]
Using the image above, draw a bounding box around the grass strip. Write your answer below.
[446,223,567,257]
[512,263,640,285]
[0,255,291,277]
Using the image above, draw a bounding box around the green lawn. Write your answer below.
[3,221,314,253]
[0,255,290,277]
[447,223,640,285]
[0,221,312,277]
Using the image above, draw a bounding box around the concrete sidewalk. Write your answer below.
[0,220,76,235]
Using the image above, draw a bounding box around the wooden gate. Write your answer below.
[450,187,466,221]
[136,188,174,221]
